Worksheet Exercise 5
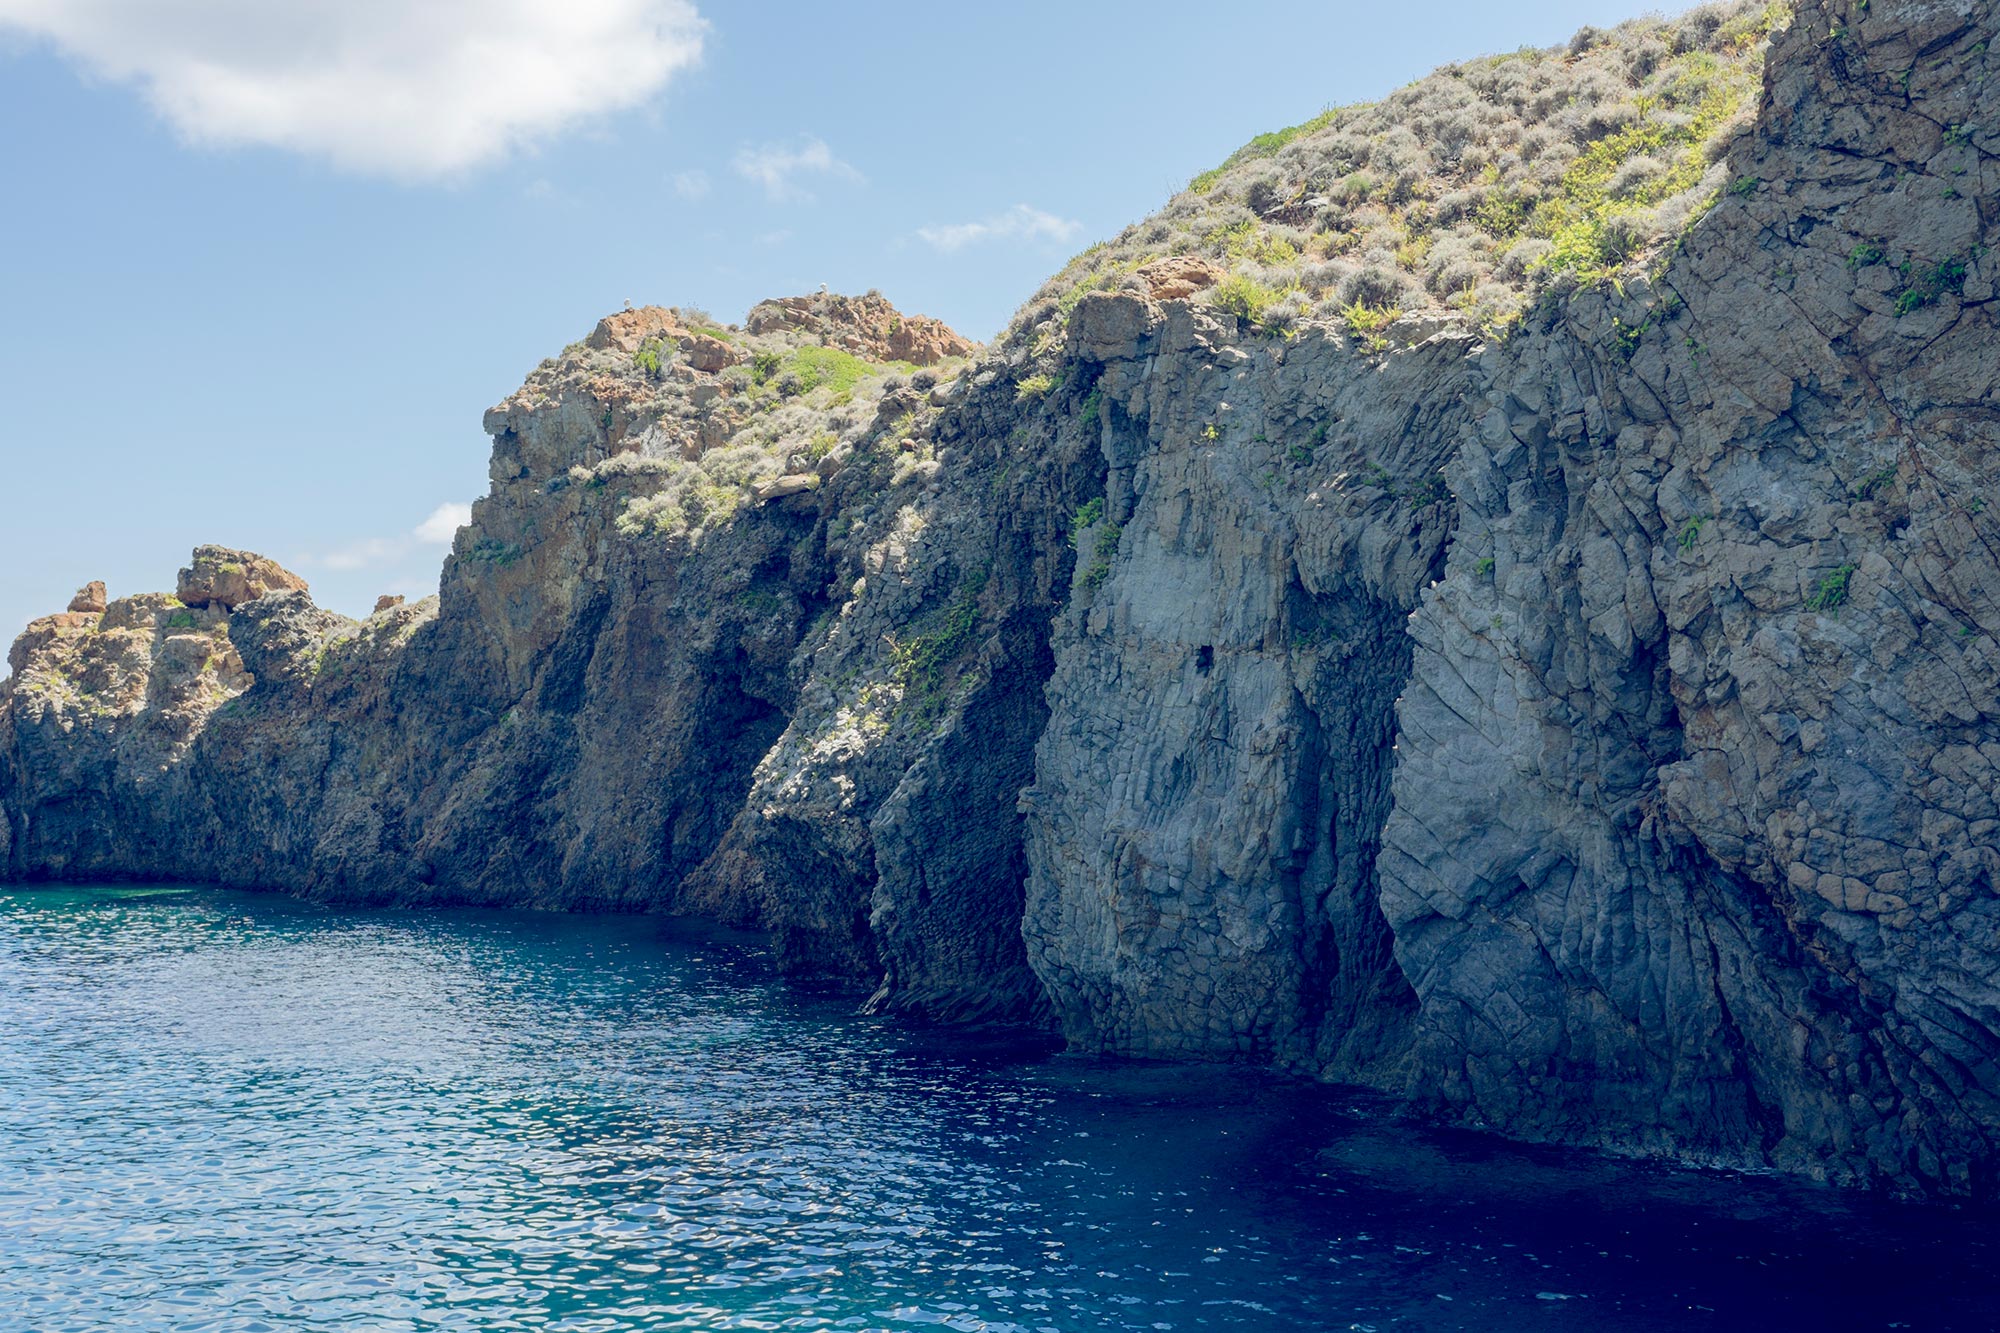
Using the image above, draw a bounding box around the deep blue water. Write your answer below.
[2,886,1997,1331]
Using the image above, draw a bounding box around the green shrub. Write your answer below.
[1806,563,1857,613]
[891,569,990,720]
[1211,274,1284,327]
[1892,255,1969,316]
[466,539,524,567]
[1016,372,1058,400]
[1405,473,1452,509]
[1083,521,1121,590]
[1188,104,1347,194]
[1532,51,1759,283]
[1070,497,1105,547]
[1613,314,1650,361]
[1342,301,1401,351]
[1473,191,1529,238]
[1852,465,1896,499]
[1007,1,1785,347]
[788,346,868,396]
[749,345,919,401]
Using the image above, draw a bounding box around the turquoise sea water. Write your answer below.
[2,885,1995,1332]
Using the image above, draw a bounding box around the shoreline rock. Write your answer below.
[3,0,1996,1199]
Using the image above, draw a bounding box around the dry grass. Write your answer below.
[511,304,961,547]
[1006,1,1788,347]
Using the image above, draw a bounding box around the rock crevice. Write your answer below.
[5,0,1998,1197]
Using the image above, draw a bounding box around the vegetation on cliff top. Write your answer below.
[496,294,966,549]
[1009,0,1788,345]
[496,2,1793,560]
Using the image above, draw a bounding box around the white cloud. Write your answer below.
[732,136,860,202]
[319,536,407,572]
[671,168,710,199]
[414,502,472,544]
[918,204,1083,254]
[312,502,470,570]
[0,0,707,180]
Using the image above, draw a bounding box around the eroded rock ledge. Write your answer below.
[4,0,1998,1197]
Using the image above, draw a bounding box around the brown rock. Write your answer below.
[1137,256,1223,301]
[7,612,100,676]
[176,546,309,611]
[745,292,975,366]
[583,373,654,448]
[100,593,199,634]
[744,295,829,338]
[680,333,743,373]
[374,595,405,615]
[886,316,973,367]
[750,473,821,503]
[68,581,107,614]
[585,306,684,353]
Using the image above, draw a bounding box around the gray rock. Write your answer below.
[4,0,1998,1200]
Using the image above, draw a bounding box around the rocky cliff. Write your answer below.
[5,0,1998,1197]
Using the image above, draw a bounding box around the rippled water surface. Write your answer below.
[4,885,1997,1331]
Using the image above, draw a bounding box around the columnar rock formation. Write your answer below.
[4,0,1996,1196]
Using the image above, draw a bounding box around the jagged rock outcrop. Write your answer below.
[746,291,976,366]
[178,546,309,610]
[4,0,1997,1197]
[1135,256,1223,301]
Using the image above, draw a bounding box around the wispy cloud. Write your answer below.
[0,0,708,180]
[313,502,472,571]
[320,537,407,572]
[414,502,471,544]
[671,168,710,199]
[917,204,1083,254]
[732,136,861,202]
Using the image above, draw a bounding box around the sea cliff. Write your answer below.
[6,0,1998,1196]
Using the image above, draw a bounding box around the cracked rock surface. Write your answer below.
[4,0,1998,1197]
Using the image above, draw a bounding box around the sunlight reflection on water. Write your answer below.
[2,884,1995,1332]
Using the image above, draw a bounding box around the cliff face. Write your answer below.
[1379,0,2000,1191]
[5,0,1998,1196]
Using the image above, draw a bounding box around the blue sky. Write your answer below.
[0,0,1665,644]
